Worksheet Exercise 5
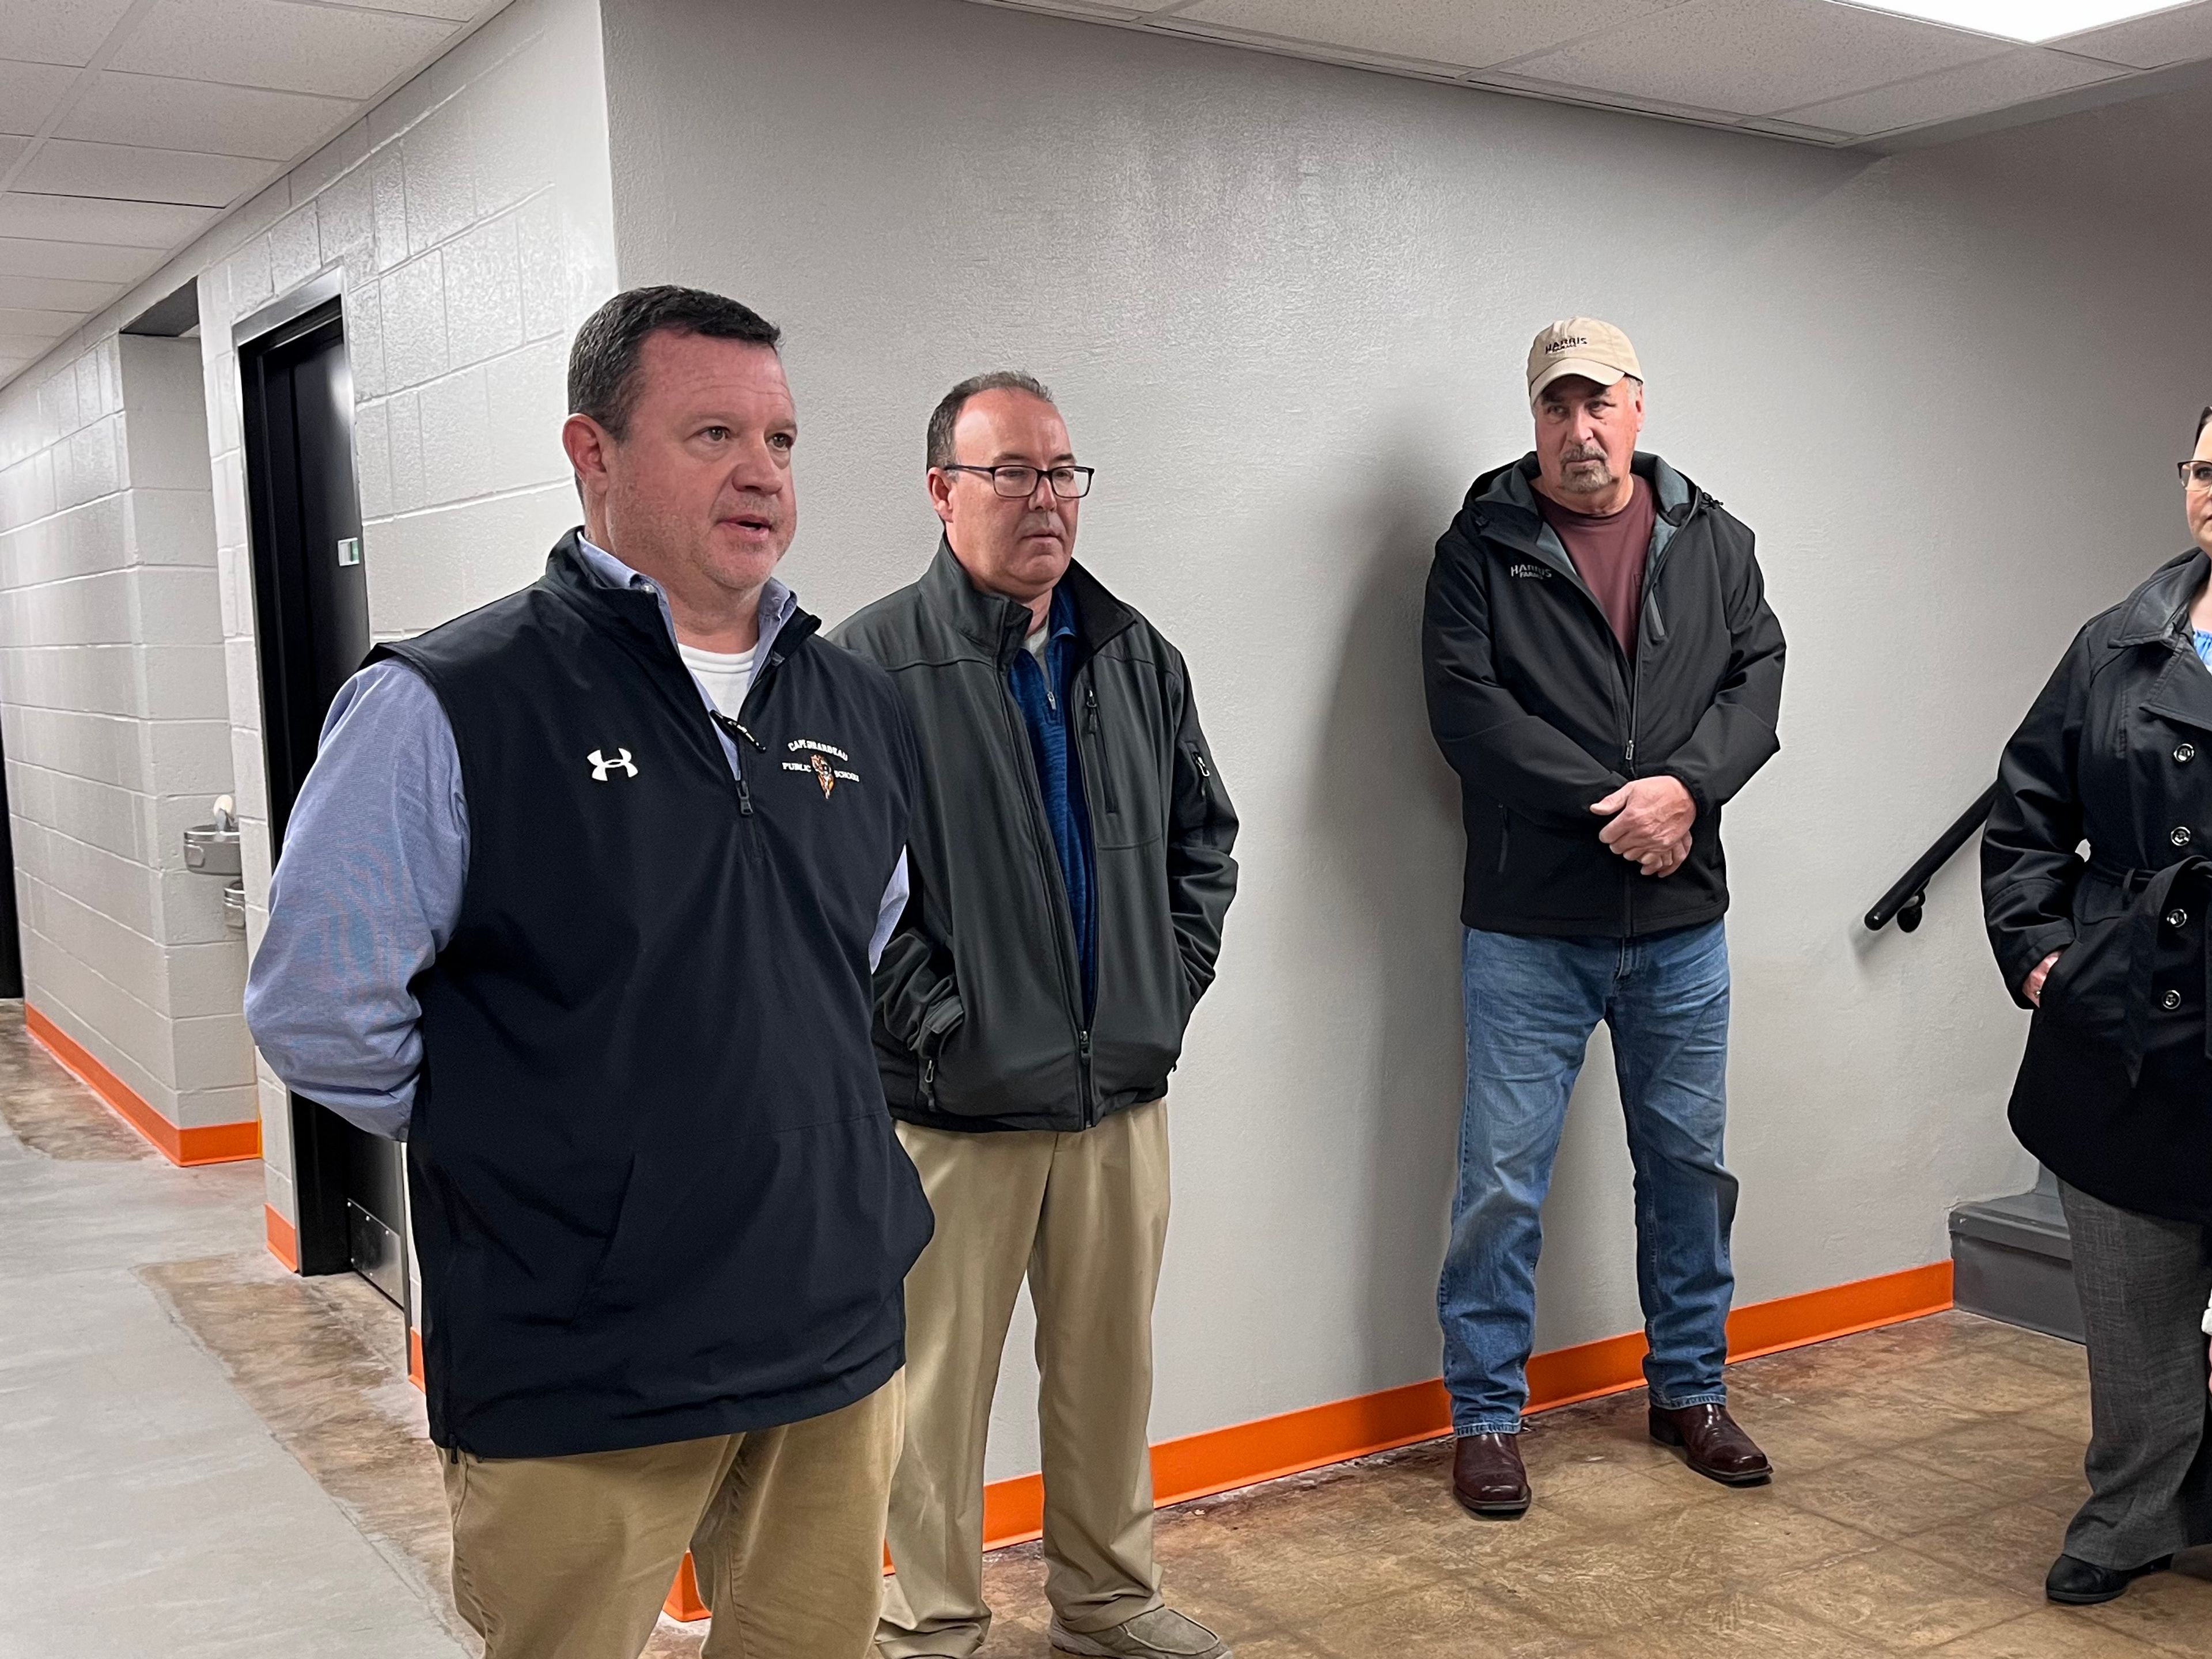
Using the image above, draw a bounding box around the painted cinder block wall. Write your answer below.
[184,0,619,1238]
[0,330,248,1147]
[0,0,616,1230]
[600,0,2212,1482]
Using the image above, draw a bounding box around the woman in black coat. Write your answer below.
[1982,406,2212,1607]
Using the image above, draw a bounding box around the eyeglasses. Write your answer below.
[940,463,1095,499]
[2180,461,2212,491]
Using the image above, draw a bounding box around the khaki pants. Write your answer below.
[442,1375,902,1659]
[880,1100,1171,1658]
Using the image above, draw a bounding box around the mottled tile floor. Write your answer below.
[0,1003,468,1659]
[5,999,2208,1657]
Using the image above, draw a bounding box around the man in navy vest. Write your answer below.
[247,287,931,1659]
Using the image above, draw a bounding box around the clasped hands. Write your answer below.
[1590,775,1695,877]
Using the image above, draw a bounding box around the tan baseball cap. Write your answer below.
[1527,317,1642,403]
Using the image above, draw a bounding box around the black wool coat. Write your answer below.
[1983,548,2212,1224]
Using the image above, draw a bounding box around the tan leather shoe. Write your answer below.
[1649,1403,1772,1486]
[1451,1431,1531,1517]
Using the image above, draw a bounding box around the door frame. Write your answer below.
[234,272,400,1296]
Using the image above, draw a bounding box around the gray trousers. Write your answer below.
[2060,1181,2212,1569]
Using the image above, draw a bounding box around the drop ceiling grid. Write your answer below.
[982,0,2212,145]
[0,0,492,387]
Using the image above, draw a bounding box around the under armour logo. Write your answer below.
[588,748,638,782]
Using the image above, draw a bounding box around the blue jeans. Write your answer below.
[1439,921,1738,1435]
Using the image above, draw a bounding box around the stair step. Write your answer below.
[1949,1188,2083,1344]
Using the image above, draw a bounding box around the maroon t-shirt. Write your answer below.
[1536,476,1656,660]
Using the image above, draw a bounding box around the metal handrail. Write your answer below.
[1864,783,1999,933]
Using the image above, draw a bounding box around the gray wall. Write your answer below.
[0,332,247,1131]
[603,0,2212,1479]
[195,0,619,1232]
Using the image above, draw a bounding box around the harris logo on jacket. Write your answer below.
[1509,562,1552,579]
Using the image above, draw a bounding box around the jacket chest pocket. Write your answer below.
[1080,673,1166,852]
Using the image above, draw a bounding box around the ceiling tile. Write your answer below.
[1734,115,1857,142]
[58,72,357,162]
[1450,0,2008,115]
[0,0,140,67]
[0,192,220,247]
[0,272,120,312]
[0,236,166,284]
[17,141,279,209]
[1781,44,2127,134]
[0,306,79,340]
[109,0,459,100]
[2050,0,2212,66]
[1471,65,1740,122]
[1168,0,1686,71]
[0,137,25,172]
[348,0,503,17]
[0,60,83,136]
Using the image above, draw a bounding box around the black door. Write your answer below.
[239,298,408,1309]
[0,724,21,999]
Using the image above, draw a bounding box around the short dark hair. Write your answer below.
[926,370,1055,469]
[2198,405,2211,441]
[567,286,781,439]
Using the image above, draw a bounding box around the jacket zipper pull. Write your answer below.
[1624,739,1636,766]
[1192,749,1212,780]
[736,775,754,817]
[1078,1030,1092,1064]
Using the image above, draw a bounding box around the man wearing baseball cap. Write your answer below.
[1422,318,1786,1518]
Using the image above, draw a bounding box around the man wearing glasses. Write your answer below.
[834,372,1239,1659]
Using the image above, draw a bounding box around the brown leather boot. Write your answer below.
[1451,1431,1531,1517]
[1649,1403,1772,1486]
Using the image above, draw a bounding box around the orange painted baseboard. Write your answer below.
[975,1258,1955,1553]
[25,1003,260,1166]
[656,1259,1956,1620]
[264,1205,300,1271]
[408,1330,425,1390]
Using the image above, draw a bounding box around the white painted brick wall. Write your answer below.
[0,0,612,1223]
[184,0,616,1224]
[0,333,249,1131]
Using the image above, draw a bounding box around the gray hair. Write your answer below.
[926,370,1055,469]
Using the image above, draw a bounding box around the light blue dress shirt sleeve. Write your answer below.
[244,660,465,1138]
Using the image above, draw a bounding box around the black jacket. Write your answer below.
[1983,550,2212,1222]
[831,541,1238,1133]
[380,533,933,1457]
[1424,453,1785,936]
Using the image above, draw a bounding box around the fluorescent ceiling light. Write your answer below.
[1840,0,2197,43]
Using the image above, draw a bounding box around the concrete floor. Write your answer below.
[2,1000,2207,1658]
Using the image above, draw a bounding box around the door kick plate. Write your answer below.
[346,1199,406,1308]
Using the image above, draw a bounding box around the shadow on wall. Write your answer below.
[1308,474,1468,1378]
